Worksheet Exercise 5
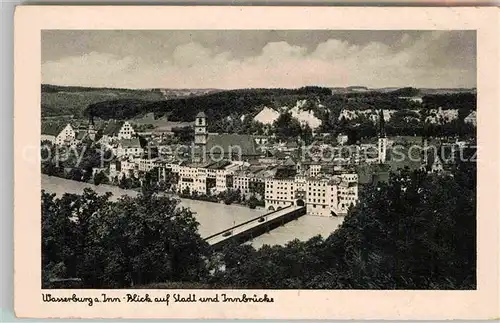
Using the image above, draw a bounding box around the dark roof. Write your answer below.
[387,145,423,172]
[356,163,391,185]
[274,167,297,179]
[205,134,257,156]
[205,160,232,169]
[465,111,476,119]
[118,138,141,148]
[76,131,87,140]
[196,111,206,118]
[102,121,125,136]
[41,123,67,136]
[283,157,296,167]
[273,150,288,160]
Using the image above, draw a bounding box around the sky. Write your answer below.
[41,30,476,89]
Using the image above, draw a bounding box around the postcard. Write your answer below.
[13,5,500,320]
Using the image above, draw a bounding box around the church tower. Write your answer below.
[377,109,388,164]
[194,111,208,146]
[87,114,97,141]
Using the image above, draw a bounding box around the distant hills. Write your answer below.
[330,86,476,95]
[41,84,476,128]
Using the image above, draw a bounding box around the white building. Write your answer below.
[336,174,359,213]
[100,121,136,145]
[464,111,477,127]
[41,123,76,146]
[234,175,251,195]
[309,164,321,177]
[138,157,160,173]
[114,138,143,158]
[176,161,238,196]
[264,172,359,216]
[265,178,296,210]
[305,178,338,217]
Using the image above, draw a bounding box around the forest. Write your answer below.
[42,85,476,125]
[42,156,476,289]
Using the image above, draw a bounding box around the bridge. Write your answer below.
[204,205,307,249]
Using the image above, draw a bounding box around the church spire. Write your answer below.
[194,111,208,146]
[377,109,388,164]
[378,109,386,138]
[87,113,96,141]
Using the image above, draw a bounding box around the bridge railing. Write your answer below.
[203,204,294,241]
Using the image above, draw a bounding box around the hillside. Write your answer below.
[41,85,476,136]
[41,84,222,118]
[41,84,166,118]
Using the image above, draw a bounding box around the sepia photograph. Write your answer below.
[40,29,477,290]
[13,6,499,320]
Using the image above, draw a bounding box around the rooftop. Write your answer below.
[206,133,258,156]
[118,137,141,148]
[41,123,69,136]
[102,121,125,136]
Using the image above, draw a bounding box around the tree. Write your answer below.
[93,171,108,185]
[41,191,77,286]
[210,165,476,290]
[248,195,259,209]
[41,188,210,288]
[300,124,313,145]
[273,112,302,140]
[171,126,194,143]
[97,194,209,286]
[314,166,476,289]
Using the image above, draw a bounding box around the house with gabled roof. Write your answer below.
[464,111,477,127]
[41,123,76,146]
[99,121,135,145]
[114,137,143,158]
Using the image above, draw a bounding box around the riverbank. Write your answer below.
[42,174,344,246]
[42,174,267,238]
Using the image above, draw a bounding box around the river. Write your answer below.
[41,175,343,248]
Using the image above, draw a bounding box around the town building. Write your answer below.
[137,157,160,173]
[41,123,76,146]
[176,160,238,196]
[265,178,296,210]
[109,158,140,180]
[114,138,143,158]
[464,111,477,127]
[193,112,260,163]
[100,121,136,145]
[263,168,359,216]
[305,177,338,217]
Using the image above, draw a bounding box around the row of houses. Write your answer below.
[41,120,136,146]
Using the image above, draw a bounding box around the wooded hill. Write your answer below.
[41,84,476,127]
